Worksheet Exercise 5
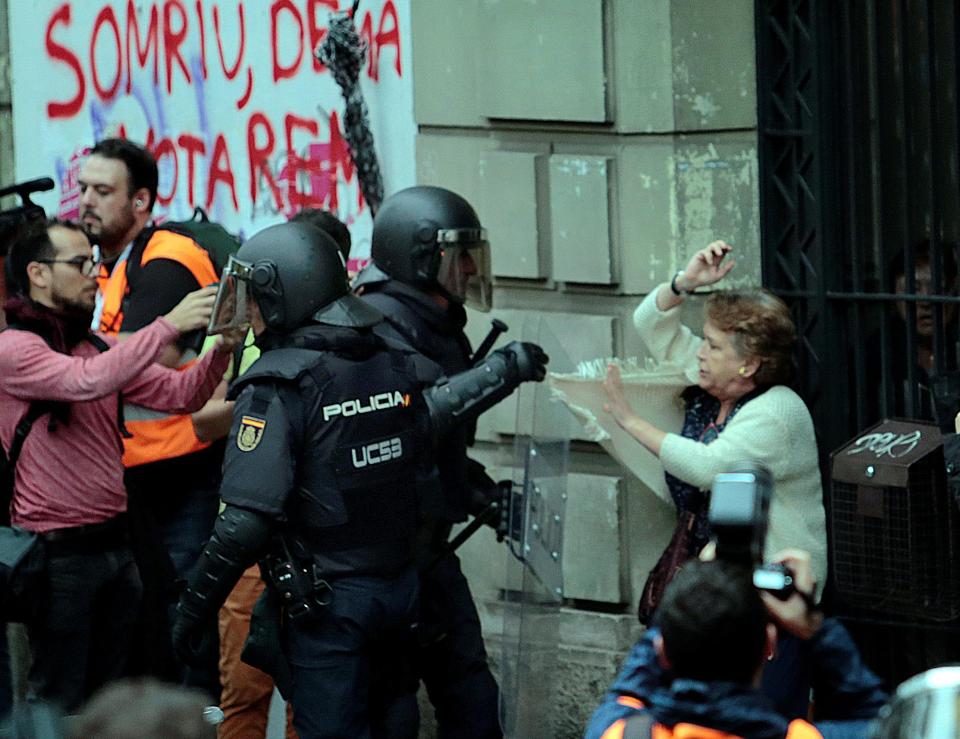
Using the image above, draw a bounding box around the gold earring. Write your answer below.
[738,367,747,376]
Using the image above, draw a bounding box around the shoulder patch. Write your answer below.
[237,414,266,452]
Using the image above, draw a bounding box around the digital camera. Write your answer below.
[708,462,796,600]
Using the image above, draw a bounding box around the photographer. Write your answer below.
[0,219,238,711]
[584,550,887,739]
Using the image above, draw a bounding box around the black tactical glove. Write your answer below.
[496,341,549,382]
[464,458,524,542]
[171,506,272,666]
[171,606,212,668]
[425,342,549,438]
[465,457,499,516]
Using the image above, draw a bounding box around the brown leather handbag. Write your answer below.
[637,510,698,625]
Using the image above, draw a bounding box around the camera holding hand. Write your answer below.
[709,462,822,636]
[709,462,795,596]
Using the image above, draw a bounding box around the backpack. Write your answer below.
[128,206,241,281]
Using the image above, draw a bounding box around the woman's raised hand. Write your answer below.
[601,362,668,456]
[680,240,735,290]
[602,363,636,429]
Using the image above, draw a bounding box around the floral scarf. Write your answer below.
[665,385,769,556]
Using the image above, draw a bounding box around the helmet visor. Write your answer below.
[207,256,252,335]
[435,228,491,312]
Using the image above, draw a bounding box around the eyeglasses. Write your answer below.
[37,255,102,276]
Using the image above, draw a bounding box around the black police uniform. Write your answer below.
[356,264,502,738]
[220,325,429,737]
[174,220,546,739]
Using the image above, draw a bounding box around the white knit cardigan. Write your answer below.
[634,290,829,588]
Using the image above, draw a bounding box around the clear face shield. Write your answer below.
[435,228,492,313]
[207,255,253,335]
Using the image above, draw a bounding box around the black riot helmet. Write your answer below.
[209,222,381,335]
[371,186,492,311]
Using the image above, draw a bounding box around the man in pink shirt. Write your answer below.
[0,219,237,711]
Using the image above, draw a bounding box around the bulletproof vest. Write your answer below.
[234,327,428,576]
[359,280,477,524]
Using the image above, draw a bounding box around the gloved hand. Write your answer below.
[171,600,210,668]
[498,341,549,382]
[465,457,498,516]
[464,459,523,541]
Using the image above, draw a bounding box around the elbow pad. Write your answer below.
[424,341,548,439]
[177,505,273,623]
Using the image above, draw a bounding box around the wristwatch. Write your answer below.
[670,270,691,296]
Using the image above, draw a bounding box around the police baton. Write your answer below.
[422,501,502,575]
[470,318,508,364]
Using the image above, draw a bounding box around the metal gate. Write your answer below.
[758,0,960,454]
[756,0,960,686]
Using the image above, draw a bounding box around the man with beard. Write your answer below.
[78,138,226,689]
[0,219,236,710]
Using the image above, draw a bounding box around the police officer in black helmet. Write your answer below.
[172,221,547,738]
[354,185,517,738]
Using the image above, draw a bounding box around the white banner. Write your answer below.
[9,0,415,265]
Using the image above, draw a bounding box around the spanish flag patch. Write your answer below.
[237,415,266,452]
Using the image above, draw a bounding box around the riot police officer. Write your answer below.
[353,186,511,738]
[172,221,547,739]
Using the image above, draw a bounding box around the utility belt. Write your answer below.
[244,536,417,698]
[260,533,415,620]
[40,513,130,556]
[244,536,333,700]
[260,536,333,622]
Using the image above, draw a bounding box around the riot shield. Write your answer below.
[499,318,576,738]
[550,356,689,505]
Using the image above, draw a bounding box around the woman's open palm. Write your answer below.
[602,363,636,429]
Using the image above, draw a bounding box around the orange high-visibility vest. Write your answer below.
[98,229,219,468]
[600,697,823,739]
[601,715,823,739]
